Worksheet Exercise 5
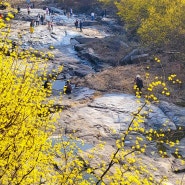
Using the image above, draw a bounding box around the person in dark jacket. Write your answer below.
[135,75,144,95]
[40,15,44,25]
[74,19,78,29]
[17,6,20,13]
[27,5,30,15]
[30,20,35,34]
[63,80,72,95]
[79,20,83,32]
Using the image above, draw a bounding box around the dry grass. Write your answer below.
[73,55,185,104]
[88,36,131,64]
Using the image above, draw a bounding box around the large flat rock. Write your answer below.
[58,94,179,139]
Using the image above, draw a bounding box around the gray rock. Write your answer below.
[131,53,149,63]
[77,51,101,65]
[72,87,95,100]
[171,158,185,173]
[145,104,176,131]
[159,101,185,127]
[120,49,140,65]
[49,7,64,15]
[74,37,99,44]
[64,94,177,132]
[73,64,95,77]
[110,25,126,34]
[178,138,185,158]
[74,44,86,52]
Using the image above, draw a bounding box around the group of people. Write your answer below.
[74,19,83,31]
[35,13,45,26]
[101,9,107,18]
[25,2,35,14]
[63,8,73,18]
[29,13,47,34]
[25,4,56,34]
[45,7,54,16]
[29,12,55,34]
[90,9,107,21]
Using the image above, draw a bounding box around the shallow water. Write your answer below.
[52,80,65,91]
[51,136,93,152]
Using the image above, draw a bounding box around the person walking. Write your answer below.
[134,75,144,95]
[74,19,78,29]
[46,7,49,15]
[30,20,35,34]
[101,11,104,18]
[70,8,73,17]
[50,21,54,30]
[27,5,30,15]
[48,21,51,31]
[31,3,35,9]
[67,12,70,19]
[79,20,83,32]
[104,9,107,17]
[17,6,20,13]
[63,9,66,16]
[40,15,44,25]
[36,14,40,26]
[91,12,95,21]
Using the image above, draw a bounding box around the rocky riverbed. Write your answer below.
[9,5,185,184]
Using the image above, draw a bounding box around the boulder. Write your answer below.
[73,64,95,77]
[131,53,149,63]
[159,101,185,127]
[50,7,64,14]
[74,44,86,52]
[120,49,149,65]
[120,49,140,65]
[172,158,185,173]
[74,37,99,44]
[77,51,102,65]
